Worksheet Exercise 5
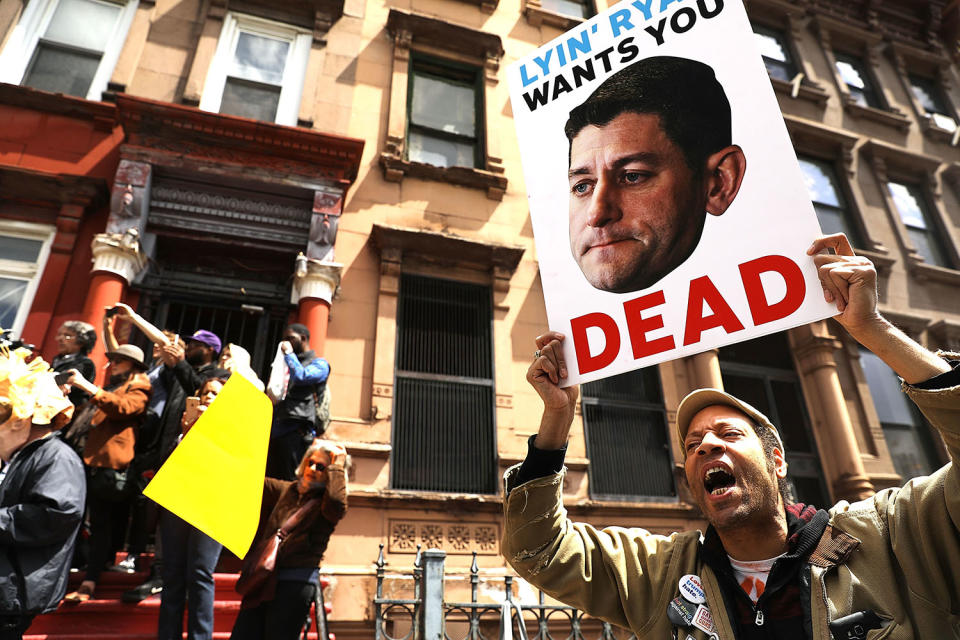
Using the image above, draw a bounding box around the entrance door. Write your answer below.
[138,296,288,380]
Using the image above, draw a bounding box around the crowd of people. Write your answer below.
[0,304,345,640]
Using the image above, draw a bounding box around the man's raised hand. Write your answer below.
[807,233,882,336]
[527,332,578,414]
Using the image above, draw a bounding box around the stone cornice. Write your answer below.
[114,94,365,184]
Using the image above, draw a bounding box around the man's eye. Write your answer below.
[686,441,699,451]
[571,181,592,195]
[622,171,647,184]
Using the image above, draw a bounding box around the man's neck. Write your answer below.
[715,510,789,562]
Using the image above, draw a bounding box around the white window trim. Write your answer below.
[0,220,55,336]
[199,12,312,127]
[0,0,138,101]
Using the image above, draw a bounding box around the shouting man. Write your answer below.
[504,234,960,638]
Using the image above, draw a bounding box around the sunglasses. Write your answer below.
[307,461,327,472]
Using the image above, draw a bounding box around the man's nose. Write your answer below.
[696,432,725,456]
[585,176,621,228]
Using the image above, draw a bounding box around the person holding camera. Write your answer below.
[62,345,151,603]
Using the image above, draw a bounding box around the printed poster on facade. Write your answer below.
[508,0,836,386]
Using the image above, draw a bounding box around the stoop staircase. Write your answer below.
[24,559,332,640]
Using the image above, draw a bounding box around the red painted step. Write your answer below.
[25,563,332,640]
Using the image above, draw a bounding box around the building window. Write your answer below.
[0,222,54,336]
[0,0,138,100]
[834,52,882,109]
[858,347,939,481]
[752,25,797,83]
[797,155,861,246]
[886,181,952,268]
[581,368,674,500]
[719,332,829,507]
[407,58,482,169]
[540,0,592,19]
[199,13,311,126]
[908,74,958,133]
[391,274,497,494]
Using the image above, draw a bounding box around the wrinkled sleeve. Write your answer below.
[880,356,960,612]
[0,447,85,547]
[92,384,150,420]
[321,464,347,523]
[285,354,330,386]
[501,467,695,635]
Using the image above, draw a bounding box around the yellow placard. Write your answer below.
[144,373,272,557]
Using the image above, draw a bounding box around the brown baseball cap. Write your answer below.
[676,388,784,459]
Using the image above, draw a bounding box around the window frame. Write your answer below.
[199,12,312,127]
[745,1,828,108]
[864,140,960,283]
[0,220,55,336]
[389,272,499,495]
[811,16,911,132]
[380,9,507,200]
[784,116,893,265]
[580,368,676,502]
[0,0,138,101]
[889,41,960,143]
[404,54,485,171]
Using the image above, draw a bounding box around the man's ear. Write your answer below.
[704,145,747,217]
[773,446,788,479]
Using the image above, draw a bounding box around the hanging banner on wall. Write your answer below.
[508,0,835,386]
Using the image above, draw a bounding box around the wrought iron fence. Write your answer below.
[373,544,637,640]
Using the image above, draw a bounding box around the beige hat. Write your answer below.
[676,388,784,458]
[105,344,148,370]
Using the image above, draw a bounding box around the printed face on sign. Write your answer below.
[565,57,746,294]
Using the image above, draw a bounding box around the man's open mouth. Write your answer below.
[703,465,736,496]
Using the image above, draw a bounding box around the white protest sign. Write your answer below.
[508,0,836,386]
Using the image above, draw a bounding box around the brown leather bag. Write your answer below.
[235,497,321,608]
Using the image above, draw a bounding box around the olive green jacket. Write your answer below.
[501,382,960,639]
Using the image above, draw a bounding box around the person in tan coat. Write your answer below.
[504,234,960,639]
[63,344,151,602]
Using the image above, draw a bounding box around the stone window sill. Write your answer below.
[919,116,958,144]
[524,4,586,30]
[842,98,912,133]
[379,152,507,200]
[907,258,960,286]
[771,77,829,107]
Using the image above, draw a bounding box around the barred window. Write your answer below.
[582,368,674,500]
[391,274,496,494]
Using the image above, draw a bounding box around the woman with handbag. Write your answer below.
[62,344,151,602]
[230,439,348,640]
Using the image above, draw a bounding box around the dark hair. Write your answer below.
[564,56,732,172]
[286,323,310,341]
[746,419,795,506]
[60,321,97,355]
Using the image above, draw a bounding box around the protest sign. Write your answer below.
[144,373,272,557]
[508,0,836,386]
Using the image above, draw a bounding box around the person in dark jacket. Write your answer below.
[230,439,347,640]
[50,321,97,407]
[265,325,330,480]
[0,349,84,640]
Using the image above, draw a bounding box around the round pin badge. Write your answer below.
[678,574,706,605]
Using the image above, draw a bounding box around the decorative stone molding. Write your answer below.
[369,224,524,293]
[388,519,498,555]
[90,231,148,284]
[522,0,586,31]
[291,256,343,304]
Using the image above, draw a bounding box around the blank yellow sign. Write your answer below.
[144,373,272,557]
